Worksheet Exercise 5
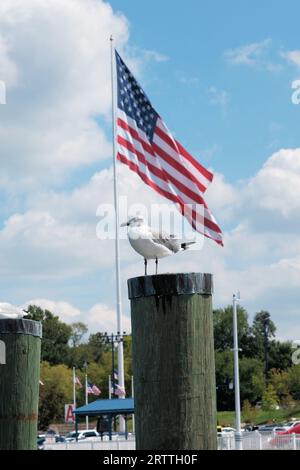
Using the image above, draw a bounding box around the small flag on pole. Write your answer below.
[111,383,126,397]
[87,382,101,396]
[115,50,223,246]
[74,376,83,388]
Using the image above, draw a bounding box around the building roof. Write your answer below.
[74,398,134,416]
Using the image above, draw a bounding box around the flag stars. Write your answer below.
[116,52,158,141]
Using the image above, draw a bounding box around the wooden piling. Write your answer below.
[128,273,217,450]
[0,319,42,450]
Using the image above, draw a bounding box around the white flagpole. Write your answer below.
[73,367,76,409]
[85,373,89,430]
[110,35,125,433]
[233,293,242,450]
[108,375,112,400]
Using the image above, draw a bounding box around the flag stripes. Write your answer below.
[116,110,223,245]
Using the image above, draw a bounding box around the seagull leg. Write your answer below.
[155,257,158,275]
[144,258,147,276]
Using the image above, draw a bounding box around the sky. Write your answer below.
[0,0,300,340]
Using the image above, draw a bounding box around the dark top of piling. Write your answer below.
[0,319,42,338]
[128,273,213,299]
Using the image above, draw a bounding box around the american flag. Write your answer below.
[115,51,223,246]
[111,383,126,397]
[74,376,82,388]
[87,382,101,396]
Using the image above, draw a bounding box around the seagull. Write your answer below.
[121,216,196,275]
[0,303,26,319]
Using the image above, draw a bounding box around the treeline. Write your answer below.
[25,305,300,429]
[214,306,300,412]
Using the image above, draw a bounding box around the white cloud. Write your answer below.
[22,297,132,334]
[0,34,18,86]
[0,0,129,190]
[205,171,238,222]
[88,303,131,333]
[24,298,81,322]
[224,39,283,72]
[282,50,300,68]
[245,148,300,220]
[0,209,117,280]
[224,39,272,66]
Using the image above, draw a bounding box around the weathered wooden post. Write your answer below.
[0,319,42,450]
[128,272,217,450]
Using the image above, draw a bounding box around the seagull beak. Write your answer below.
[120,222,129,227]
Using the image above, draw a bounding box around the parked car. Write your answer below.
[39,434,66,448]
[221,427,236,434]
[37,437,46,450]
[270,423,300,449]
[276,423,300,436]
[65,429,100,442]
[282,420,300,431]
[258,424,280,433]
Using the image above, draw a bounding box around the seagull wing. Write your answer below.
[150,229,181,253]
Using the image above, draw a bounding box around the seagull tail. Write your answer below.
[181,241,196,250]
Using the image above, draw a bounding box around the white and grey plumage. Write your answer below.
[0,303,26,319]
[121,216,195,275]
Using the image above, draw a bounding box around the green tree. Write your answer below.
[269,369,289,401]
[70,322,88,348]
[286,365,300,401]
[25,305,72,365]
[39,362,73,429]
[215,351,234,411]
[252,311,276,378]
[87,332,108,363]
[67,343,96,369]
[261,384,279,411]
[239,357,265,404]
[268,341,293,371]
[213,305,253,357]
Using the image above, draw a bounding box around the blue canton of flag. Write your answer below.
[116,51,159,143]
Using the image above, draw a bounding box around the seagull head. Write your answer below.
[120,216,145,228]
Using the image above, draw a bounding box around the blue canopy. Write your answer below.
[74,398,134,416]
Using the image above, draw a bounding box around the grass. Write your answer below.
[218,406,300,427]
